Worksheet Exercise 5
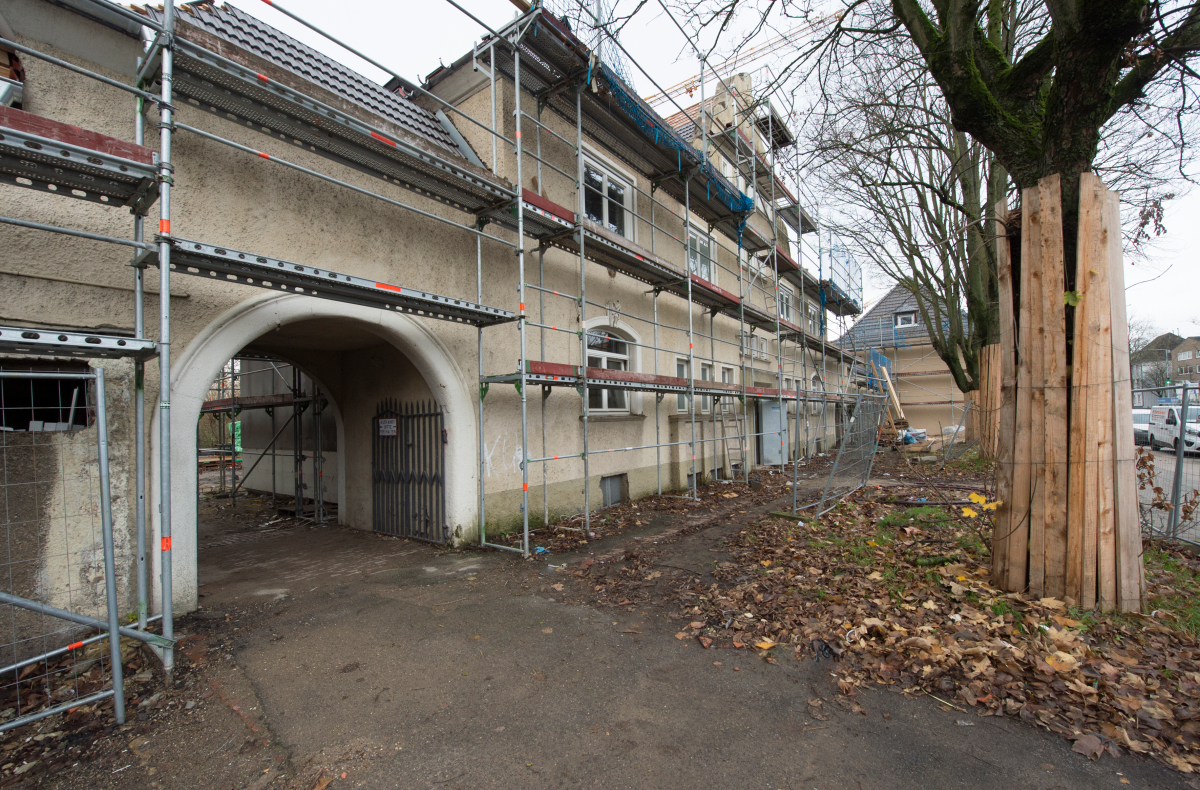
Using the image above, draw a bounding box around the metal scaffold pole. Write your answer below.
[576,85,591,534]
[516,47,530,558]
[133,51,148,632]
[157,0,176,675]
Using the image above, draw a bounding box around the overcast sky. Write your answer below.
[222,0,1196,339]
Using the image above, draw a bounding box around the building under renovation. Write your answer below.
[0,0,865,685]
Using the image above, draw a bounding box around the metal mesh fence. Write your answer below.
[942,401,979,464]
[816,394,886,516]
[0,368,129,730]
[1134,387,1200,541]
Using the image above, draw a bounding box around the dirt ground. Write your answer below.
[3,448,1195,789]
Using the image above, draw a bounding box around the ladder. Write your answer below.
[719,399,746,478]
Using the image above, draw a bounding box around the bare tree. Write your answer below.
[793,32,1001,393]
[669,0,1200,291]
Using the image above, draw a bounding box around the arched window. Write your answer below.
[586,329,629,412]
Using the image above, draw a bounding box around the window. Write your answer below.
[0,372,91,432]
[779,288,793,322]
[688,229,714,283]
[700,363,713,412]
[895,311,917,327]
[808,303,819,336]
[584,161,631,239]
[600,474,628,507]
[586,329,629,412]
[676,359,690,411]
[1179,350,1194,361]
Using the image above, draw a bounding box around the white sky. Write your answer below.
[221,0,1196,339]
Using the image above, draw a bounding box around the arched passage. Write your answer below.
[150,293,478,613]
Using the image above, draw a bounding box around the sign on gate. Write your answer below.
[378,418,397,437]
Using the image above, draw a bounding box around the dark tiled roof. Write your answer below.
[856,284,920,326]
[159,2,461,156]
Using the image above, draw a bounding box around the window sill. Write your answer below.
[580,413,646,423]
[667,413,716,423]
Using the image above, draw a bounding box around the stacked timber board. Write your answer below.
[992,173,1143,612]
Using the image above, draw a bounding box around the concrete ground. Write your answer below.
[42,480,1195,790]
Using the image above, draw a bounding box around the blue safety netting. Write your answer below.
[597,62,754,217]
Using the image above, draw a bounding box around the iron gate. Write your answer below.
[372,399,448,543]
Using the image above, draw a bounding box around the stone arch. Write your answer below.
[149,292,477,613]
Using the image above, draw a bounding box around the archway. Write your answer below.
[149,293,478,613]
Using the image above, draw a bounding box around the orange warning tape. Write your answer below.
[159,219,170,234]
[161,536,172,551]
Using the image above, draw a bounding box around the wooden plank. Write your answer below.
[881,368,905,420]
[1024,186,1047,597]
[1105,188,1143,612]
[1077,173,1110,609]
[0,104,154,164]
[1086,176,1117,612]
[1039,174,1070,599]
[1008,193,1034,594]
[993,199,1018,586]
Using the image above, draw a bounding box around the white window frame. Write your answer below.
[585,328,631,413]
[581,145,637,242]
[894,311,917,328]
[688,225,715,285]
[700,362,713,413]
[676,358,690,411]
[807,302,820,336]
[1179,350,1194,361]
[779,287,793,322]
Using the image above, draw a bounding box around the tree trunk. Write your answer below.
[991,174,1143,612]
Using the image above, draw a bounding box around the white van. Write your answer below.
[1149,403,1200,453]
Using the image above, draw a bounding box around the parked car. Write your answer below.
[1149,403,1200,453]
[1133,408,1151,446]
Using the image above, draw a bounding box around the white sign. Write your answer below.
[378,418,397,437]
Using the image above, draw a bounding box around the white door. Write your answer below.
[760,401,785,465]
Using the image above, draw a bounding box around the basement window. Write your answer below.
[0,363,92,432]
[600,474,628,508]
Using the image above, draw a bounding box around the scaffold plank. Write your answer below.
[0,105,157,213]
[155,238,516,327]
[483,360,853,401]
[0,326,157,359]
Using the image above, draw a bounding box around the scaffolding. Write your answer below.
[0,1,870,726]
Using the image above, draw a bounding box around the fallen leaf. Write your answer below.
[867,571,883,581]
[1045,652,1078,672]
[1072,734,1103,761]
[314,779,333,790]
[550,583,563,591]
[541,628,553,634]
[698,636,713,649]
[754,640,778,650]
[1038,597,1067,610]
[675,632,687,640]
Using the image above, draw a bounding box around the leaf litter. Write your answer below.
[663,488,1200,774]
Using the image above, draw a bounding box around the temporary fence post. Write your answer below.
[1169,385,1191,536]
[157,0,175,675]
[94,367,126,725]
